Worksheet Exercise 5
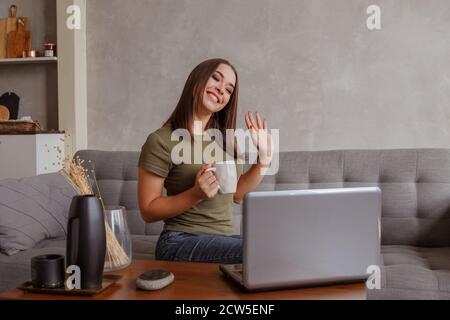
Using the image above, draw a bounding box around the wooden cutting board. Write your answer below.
[6,18,31,58]
[0,19,6,59]
[5,16,29,32]
[0,5,29,59]
[0,17,30,59]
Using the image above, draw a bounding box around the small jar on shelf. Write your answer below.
[43,43,56,57]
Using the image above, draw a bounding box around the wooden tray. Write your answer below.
[17,275,122,296]
[0,120,42,133]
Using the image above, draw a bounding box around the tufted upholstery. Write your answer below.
[266,149,450,247]
[74,150,164,236]
[76,148,450,247]
[73,148,450,299]
[367,246,450,299]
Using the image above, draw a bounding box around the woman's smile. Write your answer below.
[207,91,221,104]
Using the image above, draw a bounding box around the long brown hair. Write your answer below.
[164,58,239,153]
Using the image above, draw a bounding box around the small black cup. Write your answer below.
[31,254,65,289]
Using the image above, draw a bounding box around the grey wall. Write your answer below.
[0,0,57,130]
[86,0,450,152]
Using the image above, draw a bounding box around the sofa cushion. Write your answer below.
[367,245,450,299]
[0,173,77,256]
[275,149,450,247]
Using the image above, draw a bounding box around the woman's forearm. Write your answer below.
[234,162,267,204]
[141,187,202,223]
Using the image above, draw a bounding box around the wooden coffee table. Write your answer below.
[0,259,366,300]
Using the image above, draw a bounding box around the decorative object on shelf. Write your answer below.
[104,206,132,272]
[0,105,9,121]
[67,195,106,290]
[60,157,131,273]
[6,17,31,58]
[44,43,56,57]
[0,5,30,59]
[22,49,36,58]
[30,254,65,289]
[0,92,19,120]
[5,5,30,28]
[0,119,42,134]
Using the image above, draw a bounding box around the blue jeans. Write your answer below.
[155,230,242,264]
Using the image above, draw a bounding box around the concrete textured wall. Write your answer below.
[86,0,450,152]
[0,0,57,130]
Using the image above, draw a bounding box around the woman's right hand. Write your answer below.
[191,163,220,201]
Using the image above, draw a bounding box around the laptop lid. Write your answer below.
[242,187,381,290]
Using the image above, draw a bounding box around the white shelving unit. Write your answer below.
[0,0,87,157]
[0,57,58,65]
[0,132,65,179]
[57,0,88,154]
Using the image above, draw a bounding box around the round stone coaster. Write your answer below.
[135,269,175,291]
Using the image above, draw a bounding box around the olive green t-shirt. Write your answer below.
[138,125,243,236]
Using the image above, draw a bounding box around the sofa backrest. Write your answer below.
[75,148,450,247]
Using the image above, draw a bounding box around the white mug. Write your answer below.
[205,161,238,194]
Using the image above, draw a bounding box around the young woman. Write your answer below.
[138,58,271,264]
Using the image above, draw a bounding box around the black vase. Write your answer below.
[67,195,106,290]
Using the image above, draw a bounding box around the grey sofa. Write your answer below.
[1,148,450,299]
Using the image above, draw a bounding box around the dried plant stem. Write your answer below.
[61,156,129,268]
[98,195,129,266]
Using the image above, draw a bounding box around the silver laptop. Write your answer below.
[220,187,381,291]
